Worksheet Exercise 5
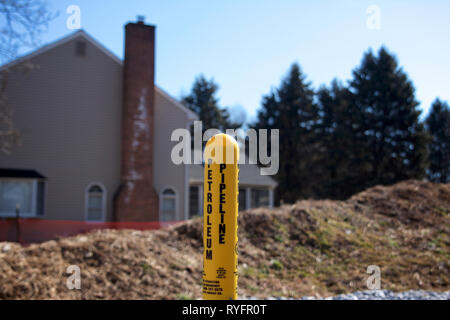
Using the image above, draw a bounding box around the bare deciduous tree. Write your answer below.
[0,0,56,154]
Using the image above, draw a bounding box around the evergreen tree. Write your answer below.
[349,47,429,189]
[182,75,242,132]
[316,79,363,199]
[254,63,319,203]
[425,98,450,182]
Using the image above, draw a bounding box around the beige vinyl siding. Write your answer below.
[0,36,122,221]
[153,89,191,221]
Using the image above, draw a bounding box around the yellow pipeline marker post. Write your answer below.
[202,133,239,300]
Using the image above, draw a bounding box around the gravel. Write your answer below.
[242,290,450,300]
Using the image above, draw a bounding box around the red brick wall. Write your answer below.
[114,22,159,221]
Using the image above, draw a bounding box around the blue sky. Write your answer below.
[36,0,450,121]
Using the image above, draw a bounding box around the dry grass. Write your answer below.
[0,180,448,299]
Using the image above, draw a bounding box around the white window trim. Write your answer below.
[159,186,179,222]
[0,178,46,218]
[245,187,251,210]
[84,182,107,222]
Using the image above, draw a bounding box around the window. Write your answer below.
[189,186,199,218]
[36,181,45,216]
[0,179,45,217]
[238,188,246,211]
[251,188,269,208]
[161,188,177,222]
[85,184,106,221]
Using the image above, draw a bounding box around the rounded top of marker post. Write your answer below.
[205,133,240,164]
[205,133,239,148]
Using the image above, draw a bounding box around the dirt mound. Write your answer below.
[350,180,449,227]
[0,180,448,299]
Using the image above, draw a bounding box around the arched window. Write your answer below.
[160,188,177,222]
[85,183,106,221]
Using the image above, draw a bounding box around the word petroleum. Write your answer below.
[171,121,279,175]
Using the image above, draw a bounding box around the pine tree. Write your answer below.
[182,75,242,132]
[316,79,363,198]
[254,63,319,203]
[425,98,450,182]
[349,47,429,188]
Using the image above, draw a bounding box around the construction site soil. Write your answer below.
[1,180,448,299]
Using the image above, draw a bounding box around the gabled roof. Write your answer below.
[0,30,122,70]
[1,29,198,120]
[155,86,198,120]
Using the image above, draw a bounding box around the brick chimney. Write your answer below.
[114,20,159,221]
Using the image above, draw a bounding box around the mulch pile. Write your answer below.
[0,180,448,299]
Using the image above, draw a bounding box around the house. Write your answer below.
[0,19,276,223]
